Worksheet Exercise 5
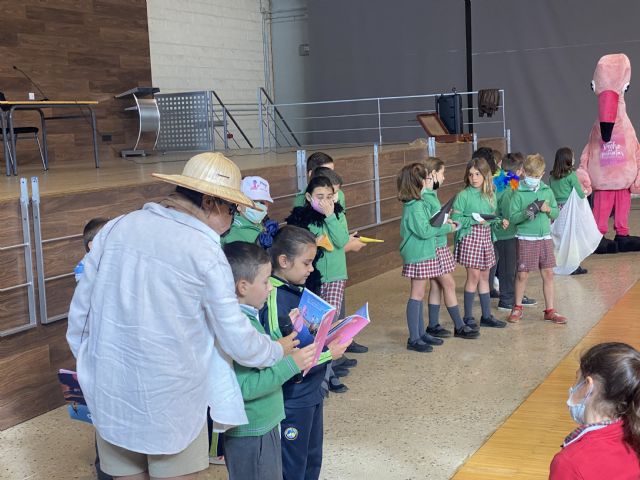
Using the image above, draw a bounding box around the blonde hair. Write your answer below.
[397,162,426,202]
[464,157,495,204]
[423,156,445,175]
[524,154,545,177]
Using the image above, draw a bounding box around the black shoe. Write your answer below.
[337,356,358,368]
[571,266,588,275]
[406,339,433,352]
[522,295,537,306]
[329,376,348,393]
[426,324,452,338]
[464,317,480,332]
[346,340,369,353]
[490,289,500,299]
[421,332,444,346]
[497,301,513,311]
[333,366,350,378]
[454,325,480,339]
[480,316,507,328]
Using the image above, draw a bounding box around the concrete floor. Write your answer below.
[2,223,639,480]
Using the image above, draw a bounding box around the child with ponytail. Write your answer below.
[550,342,640,478]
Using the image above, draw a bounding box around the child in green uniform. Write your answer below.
[493,153,538,311]
[507,154,567,324]
[223,176,278,247]
[222,241,316,480]
[421,157,480,340]
[549,147,588,275]
[452,157,509,330]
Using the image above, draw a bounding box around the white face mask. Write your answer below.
[243,203,267,224]
[566,380,593,425]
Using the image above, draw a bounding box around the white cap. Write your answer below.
[241,176,273,203]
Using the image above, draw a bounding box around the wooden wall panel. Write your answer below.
[0,0,151,168]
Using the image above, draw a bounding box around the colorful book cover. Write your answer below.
[58,369,93,424]
[298,288,335,326]
[325,303,370,346]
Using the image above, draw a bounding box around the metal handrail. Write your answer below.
[260,87,301,147]
[211,90,254,148]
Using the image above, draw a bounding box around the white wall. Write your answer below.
[146,0,267,145]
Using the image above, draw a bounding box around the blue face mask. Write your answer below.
[524,176,541,189]
[243,203,267,224]
[566,380,593,425]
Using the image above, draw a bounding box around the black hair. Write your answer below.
[304,176,334,198]
[83,217,109,252]
[176,185,204,207]
[551,147,575,179]
[473,147,498,174]
[502,152,525,174]
[269,225,316,269]
[223,241,271,284]
[311,166,343,187]
[580,342,640,457]
[306,152,334,174]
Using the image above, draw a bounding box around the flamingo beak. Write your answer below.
[598,90,619,142]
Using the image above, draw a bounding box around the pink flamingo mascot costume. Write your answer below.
[577,53,640,253]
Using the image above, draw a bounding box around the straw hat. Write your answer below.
[152,152,254,208]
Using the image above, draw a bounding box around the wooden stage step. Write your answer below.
[452,281,640,479]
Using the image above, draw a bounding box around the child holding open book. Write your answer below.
[260,226,350,480]
[452,157,509,330]
[222,241,316,480]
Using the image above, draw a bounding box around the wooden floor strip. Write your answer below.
[451,281,640,479]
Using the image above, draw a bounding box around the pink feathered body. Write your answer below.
[577,53,640,195]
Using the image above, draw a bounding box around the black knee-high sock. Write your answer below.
[463,291,475,319]
[447,305,465,329]
[428,304,440,328]
[406,299,422,341]
[479,292,492,319]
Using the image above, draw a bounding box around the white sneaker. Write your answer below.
[493,277,500,291]
[209,455,225,465]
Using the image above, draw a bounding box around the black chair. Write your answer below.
[0,91,47,172]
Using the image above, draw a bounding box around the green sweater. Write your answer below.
[309,212,350,283]
[420,189,451,248]
[494,187,518,241]
[400,197,453,264]
[451,187,499,243]
[548,171,585,204]
[221,213,263,245]
[508,181,559,238]
[293,189,346,209]
[226,305,300,438]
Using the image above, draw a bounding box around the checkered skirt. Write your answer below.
[321,280,347,310]
[402,246,455,279]
[454,225,496,270]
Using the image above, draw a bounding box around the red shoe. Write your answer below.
[507,305,523,323]
[544,309,567,324]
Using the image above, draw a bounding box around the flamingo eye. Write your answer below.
[590,81,595,92]
[623,82,630,93]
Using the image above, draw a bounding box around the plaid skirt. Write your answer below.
[454,225,496,270]
[321,280,347,310]
[402,247,455,279]
[517,238,556,272]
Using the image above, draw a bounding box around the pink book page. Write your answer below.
[325,303,370,346]
[302,309,336,377]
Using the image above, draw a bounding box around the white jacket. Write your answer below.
[67,202,283,454]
